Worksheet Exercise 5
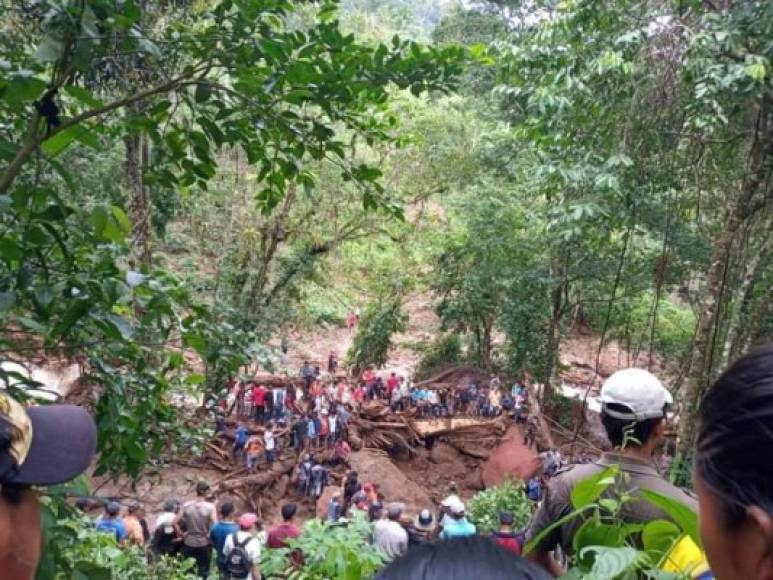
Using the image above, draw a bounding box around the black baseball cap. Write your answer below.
[0,392,97,485]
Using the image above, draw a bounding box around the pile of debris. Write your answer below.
[348,401,510,461]
[348,403,421,453]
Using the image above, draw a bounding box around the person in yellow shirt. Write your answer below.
[124,501,147,546]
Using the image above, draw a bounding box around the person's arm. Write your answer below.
[252,561,262,580]
[527,550,565,578]
[524,479,567,577]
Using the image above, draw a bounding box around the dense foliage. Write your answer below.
[261,515,384,579]
[468,478,533,535]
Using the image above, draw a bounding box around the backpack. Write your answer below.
[151,522,177,556]
[225,532,253,578]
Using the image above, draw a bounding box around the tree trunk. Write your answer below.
[125,122,152,269]
[720,222,771,368]
[542,253,567,405]
[676,99,773,457]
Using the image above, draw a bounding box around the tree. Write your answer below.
[0,0,464,479]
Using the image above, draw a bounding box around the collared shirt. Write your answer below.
[526,452,698,556]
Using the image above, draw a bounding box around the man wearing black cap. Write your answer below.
[491,511,521,556]
[0,391,96,579]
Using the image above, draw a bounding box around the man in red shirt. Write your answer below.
[268,503,302,565]
[386,372,399,396]
[491,511,521,556]
[252,383,267,425]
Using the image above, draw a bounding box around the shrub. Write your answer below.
[468,478,533,534]
[261,513,384,579]
[414,333,462,379]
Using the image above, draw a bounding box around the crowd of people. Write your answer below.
[2,345,773,580]
[85,470,529,579]
[219,362,540,476]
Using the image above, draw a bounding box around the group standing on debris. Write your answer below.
[68,343,773,580]
[223,360,538,478]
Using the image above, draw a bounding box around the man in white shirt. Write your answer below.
[328,412,338,445]
[373,503,408,562]
[264,424,276,466]
[222,513,262,580]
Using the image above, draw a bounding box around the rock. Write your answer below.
[481,426,541,488]
[315,485,341,520]
[349,450,433,516]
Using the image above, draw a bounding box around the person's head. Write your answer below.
[448,498,466,520]
[499,511,514,530]
[219,501,235,520]
[281,502,297,522]
[387,502,405,522]
[599,369,671,451]
[127,500,142,517]
[376,536,550,580]
[239,512,258,532]
[694,344,773,580]
[304,361,309,366]
[0,392,96,579]
[163,498,179,513]
[413,509,435,532]
[105,501,121,518]
[196,480,210,497]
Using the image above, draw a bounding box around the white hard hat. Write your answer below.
[600,368,673,421]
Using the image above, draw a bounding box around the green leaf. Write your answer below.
[167,351,184,370]
[639,489,700,547]
[573,520,625,558]
[7,76,47,106]
[580,546,643,578]
[105,314,134,339]
[184,373,205,385]
[195,82,212,103]
[111,206,131,235]
[34,35,65,63]
[524,504,595,555]
[641,520,681,561]
[43,126,83,157]
[570,465,619,509]
[63,85,103,107]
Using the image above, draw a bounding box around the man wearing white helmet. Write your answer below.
[526,368,697,577]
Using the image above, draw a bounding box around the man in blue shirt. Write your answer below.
[96,501,127,543]
[439,498,476,540]
[209,502,238,576]
[233,423,248,463]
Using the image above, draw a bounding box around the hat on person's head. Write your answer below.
[239,513,258,530]
[387,502,405,519]
[196,480,210,495]
[441,494,461,508]
[105,501,121,516]
[447,497,465,516]
[600,369,674,421]
[413,509,435,531]
[0,391,96,486]
[499,511,514,525]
